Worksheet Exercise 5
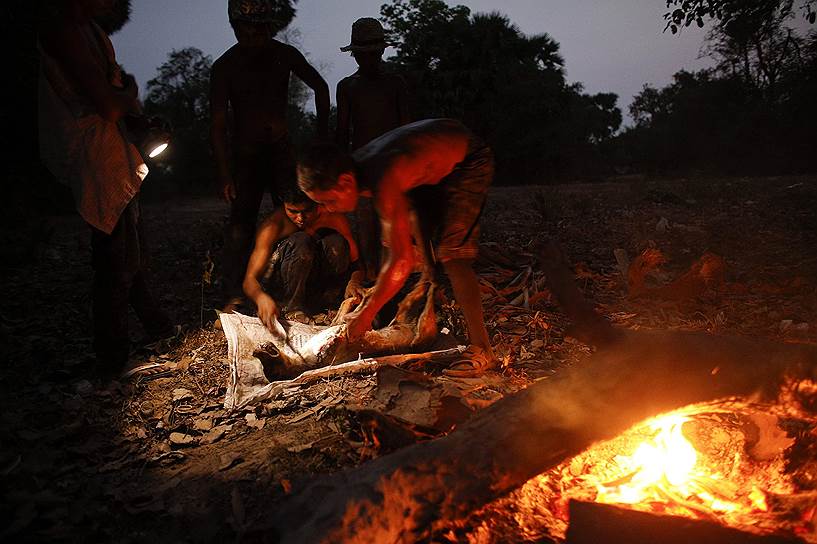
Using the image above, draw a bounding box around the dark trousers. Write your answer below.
[263,231,351,313]
[223,139,295,300]
[91,196,171,367]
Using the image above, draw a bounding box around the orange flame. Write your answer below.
[592,412,752,515]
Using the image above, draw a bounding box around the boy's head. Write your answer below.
[228,0,275,47]
[297,143,359,213]
[281,186,318,229]
[340,18,390,70]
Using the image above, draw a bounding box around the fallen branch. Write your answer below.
[231,346,466,410]
[288,346,467,386]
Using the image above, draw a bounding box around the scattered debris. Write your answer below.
[656,216,669,233]
[201,425,232,445]
[172,388,194,403]
[169,432,197,448]
[627,248,725,300]
[193,418,213,432]
[244,413,266,430]
[3,179,815,542]
[286,442,315,453]
[219,452,244,471]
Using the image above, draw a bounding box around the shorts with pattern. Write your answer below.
[409,140,493,263]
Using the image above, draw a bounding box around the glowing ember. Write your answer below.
[593,413,746,514]
[484,399,815,543]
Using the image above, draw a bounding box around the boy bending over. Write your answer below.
[297,119,496,374]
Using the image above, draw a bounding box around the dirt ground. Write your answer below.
[2,176,816,542]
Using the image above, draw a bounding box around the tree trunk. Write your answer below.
[259,243,817,543]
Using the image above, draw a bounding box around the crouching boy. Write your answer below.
[243,187,364,329]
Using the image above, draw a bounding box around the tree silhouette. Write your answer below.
[702,2,807,101]
[144,48,214,191]
[612,1,817,175]
[380,0,621,181]
[663,0,815,34]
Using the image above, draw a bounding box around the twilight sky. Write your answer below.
[112,0,715,126]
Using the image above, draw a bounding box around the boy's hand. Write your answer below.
[343,308,373,340]
[344,280,366,302]
[256,293,280,331]
[220,175,237,203]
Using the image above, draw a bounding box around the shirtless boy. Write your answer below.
[336,17,410,153]
[243,187,364,331]
[210,0,330,310]
[297,119,496,373]
[336,17,411,281]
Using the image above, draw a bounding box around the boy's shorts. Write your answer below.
[410,140,493,263]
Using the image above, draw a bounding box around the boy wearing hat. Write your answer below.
[211,0,330,312]
[336,17,411,280]
[336,17,410,153]
[298,119,496,376]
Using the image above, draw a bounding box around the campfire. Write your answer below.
[473,382,817,542]
[265,245,817,544]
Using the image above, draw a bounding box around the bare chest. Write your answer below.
[228,54,291,103]
[346,78,400,113]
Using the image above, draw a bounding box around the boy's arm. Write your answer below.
[335,80,351,152]
[243,211,296,331]
[289,47,330,140]
[209,59,234,202]
[345,180,414,338]
[41,22,138,122]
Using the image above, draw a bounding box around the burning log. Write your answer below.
[259,241,817,543]
[565,501,803,544]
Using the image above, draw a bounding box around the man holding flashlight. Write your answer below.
[39,0,173,377]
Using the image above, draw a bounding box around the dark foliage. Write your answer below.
[663,0,815,34]
[617,4,817,175]
[143,47,213,194]
[379,0,622,183]
[620,42,817,175]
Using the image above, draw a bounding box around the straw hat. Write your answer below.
[228,0,276,24]
[340,17,393,52]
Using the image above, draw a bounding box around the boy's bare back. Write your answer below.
[353,119,471,193]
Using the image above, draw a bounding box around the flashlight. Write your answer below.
[143,127,170,158]
[125,114,172,159]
